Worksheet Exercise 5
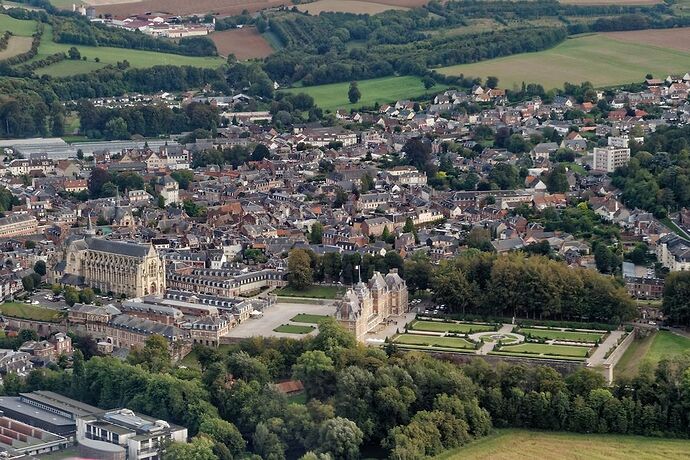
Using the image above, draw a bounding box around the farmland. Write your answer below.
[297,0,409,15]
[615,331,690,380]
[560,0,661,4]
[210,28,273,60]
[439,33,690,90]
[285,76,447,112]
[0,15,38,36]
[603,27,690,53]
[436,429,690,460]
[0,36,32,60]
[92,0,287,18]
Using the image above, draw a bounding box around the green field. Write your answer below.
[0,15,37,36]
[410,320,494,334]
[275,285,344,299]
[439,33,690,90]
[27,25,224,77]
[616,331,690,379]
[518,328,603,343]
[290,313,330,324]
[0,302,63,322]
[497,342,590,358]
[436,429,690,460]
[394,333,475,349]
[284,76,448,112]
[273,324,316,334]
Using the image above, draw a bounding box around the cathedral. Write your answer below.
[54,237,166,298]
[334,269,408,341]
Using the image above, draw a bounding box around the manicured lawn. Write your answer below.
[284,75,448,112]
[616,331,690,380]
[0,15,37,36]
[273,324,316,334]
[518,328,603,343]
[435,429,690,460]
[498,342,590,358]
[290,313,330,324]
[275,285,344,299]
[410,320,494,334]
[661,217,690,240]
[0,302,63,322]
[394,333,475,349]
[439,33,690,90]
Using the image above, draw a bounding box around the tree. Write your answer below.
[348,82,361,104]
[486,76,499,89]
[127,334,171,373]
[663,271,690,326]
[288,249,313,290]
[63,286,80,306]
[422,75,436,90]
[318,417,363,460]
[292,350,335,400]
[198,417,245,456]
[164,436,217,460]
[489,163,519,189]
[170,170,194,190]
[545,164,569,193]
[88,168,110,197]
[310,222,324,244]
[33,260,46,276]
[253,422,285,460]
[251,144,271,161]
[21,275,35,292]
[68,46,81,60]
[79,287,95,304]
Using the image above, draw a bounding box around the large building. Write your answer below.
[0,214,38,238]
[656,233,690,271]
[335,270,408,341]
[593,146,631,173]
[56,237,166,297]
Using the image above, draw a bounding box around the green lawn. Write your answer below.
[275,285,344,299]
[273,324,316,334]
[283,76,448,112]
[435,429,690,460]
[410,320,494,334]
[290,313,330,324]
[0,302,63,322]
[661,217,690,240]
[498,342,590,358]
[439,33,690,90]
[518,328,604,343]
[616,331,690,380]
[394,333,475,349]
[0,15,37,36]
[28,25,224,77]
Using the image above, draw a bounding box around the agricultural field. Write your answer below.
[0,15,38,36]
[495,342,590,358]
[210,27,273,60]
[615,331,690,380]
[436,429,690,460]
[91,0,286,18]
[0,36,32,60]
[560,0,661,4]
[439,33,690,90]
[290,313,330,324]
[603,27,690,53]
[273,324,316,334]
[394,333,475,349]
[0,302,64,322]
[297,0,409,15]
[284,76,447,112]
[518,327,604,343]
[409,320,495,334]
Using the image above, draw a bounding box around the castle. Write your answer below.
[334,270,408,341]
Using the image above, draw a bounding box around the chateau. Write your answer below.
[335,270,408,341]
[54,237,166,297]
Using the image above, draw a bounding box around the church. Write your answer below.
[53,237,166,298]
[334,269,408,341]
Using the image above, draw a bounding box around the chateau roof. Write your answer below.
[86,238,151,258]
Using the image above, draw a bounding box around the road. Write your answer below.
[587,330,624,366]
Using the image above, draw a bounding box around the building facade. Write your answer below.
[593,146,631,173]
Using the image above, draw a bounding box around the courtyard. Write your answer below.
[224,302,335,339]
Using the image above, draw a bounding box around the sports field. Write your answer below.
[436,429,690,460]
[438,33,690,90]
[518,328,603,343]
[410,320,495,334]
[497,342,590,358]
[615,331,690,380]
[284,76,447,112]
[394,333,475,349]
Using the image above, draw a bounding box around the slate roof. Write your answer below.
[86,238,151,258]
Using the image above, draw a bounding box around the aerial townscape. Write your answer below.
[0,0,689,458]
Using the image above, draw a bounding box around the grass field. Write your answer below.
[616,331,690,379]
[0,36,32,60]
[518,328,604,343]
[0,15,37,36]
[0,302,63,322]
[273,324,316,334]
[439,33,690,90]
[284,76,448,112]
[296,0,409,14]
[661,217,690,240]
[410,320,494,334]
[394,333,475,349]
[290,313,330,324]
[274,285,344,299]
[28,25,223,77]
[436,429,690,460]
[498,342,590,357]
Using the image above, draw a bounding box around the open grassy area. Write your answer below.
[435,429,690,460]
[0,15,37,36]
[661,217,690,240]
[273,324,316,334]
[497,342,590,358]
[410,320,494,334]
[275,285,344,299]
[284,76,448,112]
[394,333,475,349]
[439,33,690,90]
[616,331,690,380]
[290,313,330,324]
[518,328,604,343]
[0,302,63,322]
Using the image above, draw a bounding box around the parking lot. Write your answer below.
[225,302,336,339]
[25,289,69,311]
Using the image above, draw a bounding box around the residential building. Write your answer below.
[593,146,631,173]
[656,233,690,271]
[0,214,38,238]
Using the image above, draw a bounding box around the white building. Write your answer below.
[593,146,631,173]
[607,135,630,149]
[656,233,690,271]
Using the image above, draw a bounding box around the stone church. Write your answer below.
[53,237,166,298]
[335,269,408,341]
